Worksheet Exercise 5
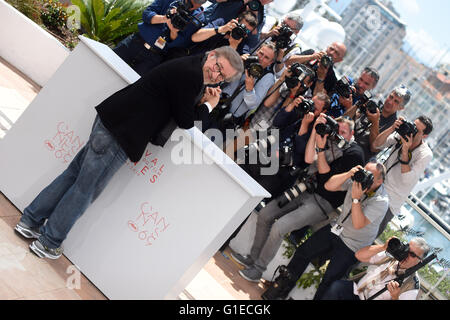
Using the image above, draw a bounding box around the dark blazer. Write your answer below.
[96,54,209,162]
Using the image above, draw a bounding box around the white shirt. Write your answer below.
[379,133,433,215]
[354,252,419,300]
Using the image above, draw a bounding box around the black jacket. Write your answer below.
[96,54,209,162]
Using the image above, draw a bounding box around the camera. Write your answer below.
[247,0,261,11]
[360,99,379,115]
[396,120,418,141]
[277,169,316,208]
[351,168,374,190]
[292,99,315,120]
[354,91,372,108]
[272,25,294,49]
[315,115,347,149]
[244,55,264,79]
[285,63,315,89]
[238,135,277,163]
[231,23,249,40]
[166,0,201,31]
[386,238,410,261]
[335,77,355,99]
[279,137,295,167]
[315,115,339,137]
[320,54,333,68]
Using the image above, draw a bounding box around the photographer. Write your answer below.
[287,42,347,96]
[260,161,388,300]
[190,11,258,55]
[373,115,433,236]
[14,47,244,259]
[259,12,305,78]
[231,116,365,283]
[215,42,276,129]
[352,85,411,164]
[204,0,273,52]
[328,67,380,118]
[240,93,330,199]
[322,237,429,300]
[113,0,207,75]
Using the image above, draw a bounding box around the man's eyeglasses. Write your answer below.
[409,250,422,260]
[213,57,226,82]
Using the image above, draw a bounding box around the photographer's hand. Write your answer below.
[166,17,179,40]
[299,112,315,136]
[366,108,380,124]
[244,70,256,92]
[387,281,401,300]
[286,96,303,112]
[220,19,238,34]
[351,181,365,200]
[339,94,353,111]
[228,34,243,50]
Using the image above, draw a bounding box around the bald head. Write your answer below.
[327,42,347,63]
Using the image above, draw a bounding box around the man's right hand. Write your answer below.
[203,87,222,109]
[348,165,364,178]
[219,19,238,34]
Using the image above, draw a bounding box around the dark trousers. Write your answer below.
[321,280,360,300]
[286,225,358,300]
[113,33,164,76]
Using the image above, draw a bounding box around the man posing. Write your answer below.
[15,47,244,259]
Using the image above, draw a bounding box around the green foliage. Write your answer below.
[71,0,152,46]
[297,261,329,290]
[282,228,313,259]
[418,265,450,300]
[40,0,68,30]
[6,0,42,24]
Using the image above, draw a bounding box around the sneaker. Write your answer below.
[230,251,254,268]
[14,221,41,239]
[239,266,263,283]
[29,240,63,259]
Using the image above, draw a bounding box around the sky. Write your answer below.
[326,0,450,68]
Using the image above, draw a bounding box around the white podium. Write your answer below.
[0,36,270,299]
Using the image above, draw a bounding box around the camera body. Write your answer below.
[272,25,294,49]
[279,137,295,167]
[231,23,249,40]
[285,63,315,89]
[293,99,315,120]
[396,120,418,140]
[386,238,410,261]
[335,77,354,99]
[351,168,374,190]
[244,55,264,79]
[166,0,194,31]
[315,115,339,137]
[360,99,379,115]
[320,54,333,68]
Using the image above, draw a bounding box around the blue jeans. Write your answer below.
[20,116,128,249]
[113,33,164,76]
[286,225,358,300]
[321,280,360,300]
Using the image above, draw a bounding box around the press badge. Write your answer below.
[331,224,343,236]
[154,36,166,50]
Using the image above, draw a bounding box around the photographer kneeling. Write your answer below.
[261,161,388,300]
[231,116,365,283]
[322,237,429,300]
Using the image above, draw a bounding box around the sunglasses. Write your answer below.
[408,250,422,260]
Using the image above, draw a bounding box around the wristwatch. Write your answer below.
[315,147,327,153]
[352,198,360,204]
[214,26,220,34]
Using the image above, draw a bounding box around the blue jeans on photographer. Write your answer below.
[20,116,128,249]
